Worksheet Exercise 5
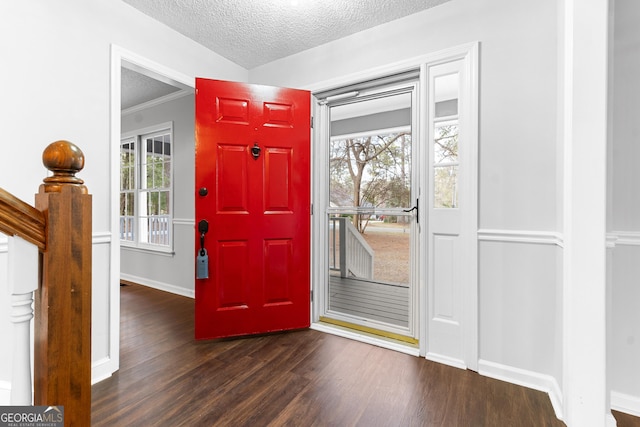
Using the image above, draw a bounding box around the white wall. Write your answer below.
[120,94,196,297]
[609,0,640,415]
[0,0,246,399]
[250,0,563,403]
[0,238,11,402]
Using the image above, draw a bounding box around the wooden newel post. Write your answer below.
[33,141,92,427]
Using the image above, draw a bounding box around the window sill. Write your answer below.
[120,243,175,257]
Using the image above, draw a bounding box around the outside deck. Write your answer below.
[328,274,409,328]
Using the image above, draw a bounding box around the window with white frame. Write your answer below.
[120,124,173,250]
[432,72,460,209]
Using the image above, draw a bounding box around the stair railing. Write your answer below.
[0,140,92,426]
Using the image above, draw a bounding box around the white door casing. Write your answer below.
[310,43,478,368]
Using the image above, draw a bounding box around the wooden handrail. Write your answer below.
[34,140,92,427]
[3,140,92,427]
[0,188,45,249]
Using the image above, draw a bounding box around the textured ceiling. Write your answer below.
[121,0,451,69]
[121,67,182,110]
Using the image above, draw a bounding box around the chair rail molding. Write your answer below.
[477,229,564,247]
[607,231,640,248]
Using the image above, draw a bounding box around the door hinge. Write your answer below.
[310,290,313,302]
[310,203,313,215]
[311,116,314,128]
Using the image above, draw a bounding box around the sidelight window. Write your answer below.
[432,72,460,209]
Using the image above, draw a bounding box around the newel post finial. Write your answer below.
[41,140,86,192]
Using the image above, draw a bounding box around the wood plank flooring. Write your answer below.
[91,284,637,426]
[329,275,409,328]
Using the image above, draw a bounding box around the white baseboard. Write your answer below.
[425,352,467,370]
[120,273,194,298]
[611,390,640,417]
[478,359,564,422]
[92,356,118,385]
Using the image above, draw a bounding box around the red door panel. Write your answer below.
[195,79,310,340]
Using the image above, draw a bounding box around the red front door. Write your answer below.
[194,79,311,340]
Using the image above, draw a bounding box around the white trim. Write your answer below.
[304,42,480,94]
[330,125,411,141]
[611,390,640,417]
[91,356,116,385]
[120,121,173,140]
[92,232,112,245]
[311,98,329,326]
[314,75,423,342]
[310,322,420,357]
[110,44,124,380]
[478,229,564,247]
[120,273,194,299]
[478,359,564,422]
[311,42,479,368]
[425,352,466,370]
[418,63,428,357]
[116,45,194,88]
[608,231,640,247]
[561,2,609,423]
[111,44,196,382]
[120,245,175,257]
[173,218,195,227]
[122,89,192,116]
[461,41,479,372]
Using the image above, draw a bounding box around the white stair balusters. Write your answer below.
[7,235,38,405]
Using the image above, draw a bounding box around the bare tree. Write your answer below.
[330,132,411,232]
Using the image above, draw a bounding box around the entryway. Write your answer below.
[312,43,479,368]
[317,81,419,343]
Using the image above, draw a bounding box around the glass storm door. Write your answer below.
[321,84,419,342]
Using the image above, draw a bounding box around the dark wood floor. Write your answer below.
[91,284,638,426]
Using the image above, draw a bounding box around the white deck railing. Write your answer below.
[329,217,374,279]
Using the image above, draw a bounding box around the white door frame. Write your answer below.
[108,45,194,378]
[307,42,478,368]
[319,81,421,340]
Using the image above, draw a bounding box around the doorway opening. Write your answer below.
[109,45,195,377]
[320,82,419,344]
[311,43,478,367]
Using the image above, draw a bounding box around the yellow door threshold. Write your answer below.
[319,316,419,346]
